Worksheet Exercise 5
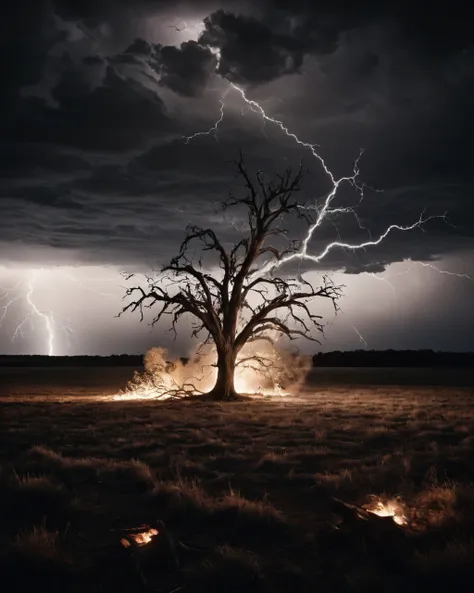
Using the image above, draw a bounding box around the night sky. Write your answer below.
[1,0,473,356]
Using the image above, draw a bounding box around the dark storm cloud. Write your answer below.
[5,64,176,152]
[0,123,298,267]
[1,0,473,358]
[198,9,304,85]
[343,262,387,275]
[110,6,307,97]
[263,0,472,51]
[82,55,105,66]
[156,40,218,96]
[0,165,237,267]
[125,38,154,56]
[3,3,66,92]
[1,0,473,275]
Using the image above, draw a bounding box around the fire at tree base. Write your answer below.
[114,344,312,401]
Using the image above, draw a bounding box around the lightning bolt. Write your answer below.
[65,31,470,297]
[182,80,471,347]
[0,271,55,355]
[182,84,456,281]
[230,83,323,157]
[182,83,445,277]
[351,324,368,348]
[0,269,123,355]
[0,282,22,325]
[416,261,472,280]
[368,271,397,297]
[369,259,473,333]
[25,272,55,356]
[63,273,117,298]
[183,87,229,144]
[369,260,472,298]
[277,211,449,271]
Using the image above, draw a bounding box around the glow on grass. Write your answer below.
[113,369,288,401]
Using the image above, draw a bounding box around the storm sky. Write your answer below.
[1,0,473,356]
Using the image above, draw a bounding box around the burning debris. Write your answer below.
[363,499,407,526]
[114,347,207,401]
[331,496,409,528]
[120,527,160,549]
[118,522,179,590]
[327,496,414,573]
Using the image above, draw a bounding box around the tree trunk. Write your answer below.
[207,347,239,401]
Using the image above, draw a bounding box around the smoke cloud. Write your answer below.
[120,340,312,399]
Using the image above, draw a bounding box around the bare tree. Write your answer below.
[122,154,342,400]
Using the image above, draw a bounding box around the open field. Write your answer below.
[1,366,474,592]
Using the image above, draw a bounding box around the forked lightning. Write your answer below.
[0,271,55,355]
[182,80,471,346]
[0,271,119,355]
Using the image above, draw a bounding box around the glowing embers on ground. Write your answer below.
[132,527,159,546]
[120,527,160,548]
[363,498,407,526]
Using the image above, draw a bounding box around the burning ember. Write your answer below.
[363,499,407,526]
[120,527,159,548]
[130,528,159,546]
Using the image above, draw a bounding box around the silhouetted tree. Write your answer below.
[122,154,342,400]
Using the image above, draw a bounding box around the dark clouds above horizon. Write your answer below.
[1,0,474,353]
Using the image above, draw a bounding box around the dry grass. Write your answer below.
[1,366,474,592]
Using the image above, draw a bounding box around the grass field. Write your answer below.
[1,366,474,593]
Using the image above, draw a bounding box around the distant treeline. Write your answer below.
[0,355,144,367]
[313,350,474,368]
[0,350,473,368]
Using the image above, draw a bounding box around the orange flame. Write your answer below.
[128,527,159,547]
[364,499,407,525]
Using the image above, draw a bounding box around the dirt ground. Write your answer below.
[1,366,474,593]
